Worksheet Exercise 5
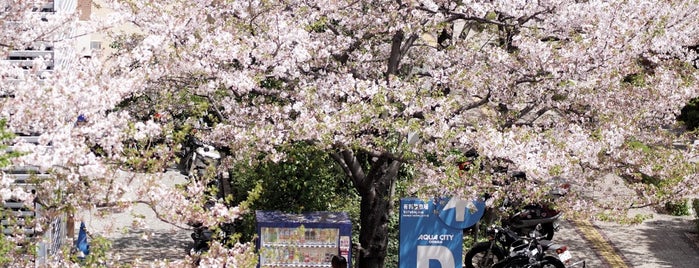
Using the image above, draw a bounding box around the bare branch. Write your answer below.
[400,33,419,57]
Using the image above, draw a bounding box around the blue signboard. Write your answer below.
[399,197,485,268]
[434,196,486,230]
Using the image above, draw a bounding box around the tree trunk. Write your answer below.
[356,184,392,268]
[332,150,401,268]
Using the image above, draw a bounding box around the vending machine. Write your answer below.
[256,211,352,268]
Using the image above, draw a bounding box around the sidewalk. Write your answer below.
[593,213,699,268]
[554,220,606,267]
[75,170,192,264]
[556,173,699,268]
[555,213,699,268]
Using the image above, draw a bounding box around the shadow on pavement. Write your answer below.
[596,215,699,268]
[636,216,699,268]
[108,228,192,264]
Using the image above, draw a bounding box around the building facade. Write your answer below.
[1,0,95,265]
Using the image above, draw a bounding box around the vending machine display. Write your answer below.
[256,211,352,268]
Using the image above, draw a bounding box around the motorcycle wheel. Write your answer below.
[541,256,566,268]
[501,257,530,268]
[465,242,506,268]
[502,257,532,268]
[541,222,555,240]
[501,256,565,268]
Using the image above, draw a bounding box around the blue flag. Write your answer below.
[75,222,90,256]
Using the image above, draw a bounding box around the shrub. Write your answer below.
[677,97,699,130]
[664,199,691,216]
[692,198,699,232]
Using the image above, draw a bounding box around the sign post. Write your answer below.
[399,197,485,268]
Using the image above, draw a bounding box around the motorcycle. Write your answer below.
[179,135,221,177]
[190,221,236,254]
[501,200,562,241]
[470,176,569,241]
[491,226,585,268]
[464,225,522,268]
[179,135,235,254]
[179,134,234,199]
[190,223,214,253]
[465,178,571,268]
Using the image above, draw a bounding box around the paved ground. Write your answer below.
[532,211,699,268]
[554,220,605,268]
[69,170,699,267]
[590,214,699,268]
[74,170,193,265]
[554,173,699,268]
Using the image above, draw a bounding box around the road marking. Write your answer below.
[572,220,629,268]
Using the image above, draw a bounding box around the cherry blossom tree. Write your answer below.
[4,0,699,267]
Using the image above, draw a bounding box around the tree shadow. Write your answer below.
[108,228,192,264]
[638,216,699,267]
[606,215,699,268]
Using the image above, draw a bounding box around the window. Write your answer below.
[90,41,102,50]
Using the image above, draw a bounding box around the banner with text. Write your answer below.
[399,197,485,268]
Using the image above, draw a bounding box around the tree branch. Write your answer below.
[332,32,375,64]
[516,7,555,25]
[446,13,515,27]
[204,95,225,123]
[386,29,405,81]
[450,90,492,118]
[503,103,539,129]
[400,33,419,59]
[94,200,193,230]
[363,147,410,163]
[330,151,354,178]
[331,148,369,193]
